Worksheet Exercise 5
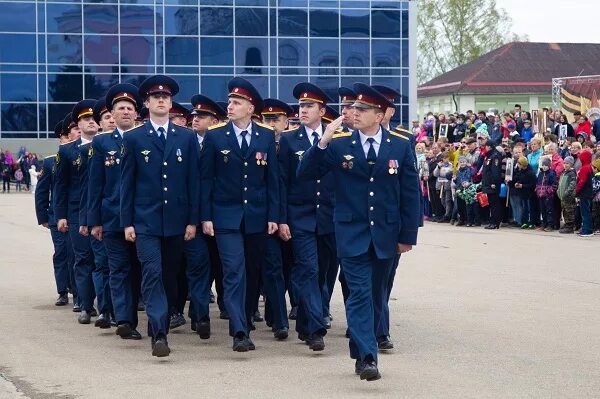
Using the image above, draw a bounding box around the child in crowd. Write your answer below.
[575,150,594,237]
[535,157,557,231]
[511,156,536,228]
[591,159,600,234]
[433,151,454,222]
[454,156,476,226]
[558,156,578,234]
[14,168,23,192]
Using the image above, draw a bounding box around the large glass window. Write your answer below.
[200,8,233,35]
[1,104,37,133]
[341,39,368,75]
[236,38,268,75]
[84,74,119,100]
[0,34,36,63]
[309,9,338,37]
[48,72,83,102]
[371,10,400,38]
[120,36,156,69]
[46,3,82,34]
[83,5,118,34]
[340,9,369,38]
[165,6,198,35]
[201,37,233,66]
[201,75,233,101]
[372,39,400,69]
[165,37,199,66]
[235,8,268,36]
[47,34,82,64]
[171,75,199,103]
[1,74,37,102]
[120,5,157,35]
[0,2,36,32]
[278,9,307,37]
[84,35,119,65]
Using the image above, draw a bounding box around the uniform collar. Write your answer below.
[150,119,169,133]
[232,121,252,137]
[358,127,382,146]
[304,124,323,138]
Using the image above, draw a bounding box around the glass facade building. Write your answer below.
[0,0,414,139]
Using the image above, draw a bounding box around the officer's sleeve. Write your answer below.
[54,145,70,220]
[120,135,135,228]
[296,142,336,180]
[187,133,200,226]
[78,150,90,227]
[266,134,280,223]
[397,142,420,245]
[277,135,290,224]
[199,131,215,222]
[34,159,51,225]
[87,139,105,227]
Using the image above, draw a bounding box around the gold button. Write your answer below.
[369,192,374,196]
[163,162,167,166]
[163,174,167,179]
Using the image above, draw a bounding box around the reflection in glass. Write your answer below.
[341,39,368,75]
[0,34,36,63]
[372,40,400,70]
[83,5,118,34]
[371,10,400,38]
[84,35,118,65]
[236,39,267,75]
[120,5,158,35]
[46,4,82,34]
[120,36,155,67]
[310,39,338,69]
[0,2,36,32]
[84,74,119,100]
[0,74,36,102]
[165,6,198,35]
[278,9,307,37]
[309,9,338,37]
[172,75,199,103]
[201,38,233,65]
[201,75,232,101]
[48,70,83,102]
[1,104,37,134]
[166,37,199,66]
[47,35,82,64]
[340,9,368,38]
[235,8,268,36]
[200,8,233,35]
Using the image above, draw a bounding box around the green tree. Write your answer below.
[417,0,525,84]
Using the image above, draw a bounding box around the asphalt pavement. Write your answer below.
[0,193,599,398]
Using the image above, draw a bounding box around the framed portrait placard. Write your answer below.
[532,109,540,133]
[559,125,568,141]
[438,124,449,138]
[505,157,514,182]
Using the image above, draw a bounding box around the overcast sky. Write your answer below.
[496,0,599,43]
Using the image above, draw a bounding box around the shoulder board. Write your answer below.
[255,121,274,131]
[332,130,352,139]
[44,154,56,159]
[207,122,227,131]
[123,125,140,134]
[95,131,111,136]
[394,127,411,135]
[282,128,296,133]
[389,131,409,141]
[59,139,77,146]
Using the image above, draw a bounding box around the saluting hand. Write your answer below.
[125,226,136,242]
[319,116,345,148]
[184,224,196,241]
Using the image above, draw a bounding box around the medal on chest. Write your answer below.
[141,150,150,163]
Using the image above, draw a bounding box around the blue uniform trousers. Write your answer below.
[377,253,401,340]
[90,237,112,314]
[135,234,183,338]
[50,225,71,295]
[280,240,296,307]
[216,228,266,337]
[262,235,289,330]
[317,233,337,318]
[184,234,211,322]
[68,222,95,312]
[291,231,327,337]
[342,246,393,363]
[103,232,140,328]
[206,236,225,312]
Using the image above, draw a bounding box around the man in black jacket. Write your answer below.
[481,140,503,229]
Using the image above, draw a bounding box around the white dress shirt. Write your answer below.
[358,128,382,157]
[232,122,252,148]
[305,124,323,144]
[150,120,170,140]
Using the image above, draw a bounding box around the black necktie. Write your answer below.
[240,130,249,155]
[366,137,377,171]
[158,127,166,145]
[312,131,319,146]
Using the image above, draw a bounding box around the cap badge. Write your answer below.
[158,85,163,90]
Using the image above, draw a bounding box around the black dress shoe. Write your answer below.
[78,311,91,324]
[248,337,256,351]
[266,320,273,328]
[355,359,365,375]
[209,290,216,304]
[94,313,111,329]
[191,321,197,332]
[345,329,350,338]
[324,317,331,329]
[197,320,210,340]
[328,313,333,321]
[110,317,117,327]
[377,336,394,350]
[253,310,264,322]
[360,361,381,381]
[232,335,250,352]
[288,306,298,320]
[219,310,230,320]
[298,332,308,342]
[484,224,499,230]
[90,308,98,317]
[116,323,133,337]
[274,327,288,340]
[169,313,186,329]
[123,329,142,340]
[55,293,68,306]
[72,303,82,313]
[308,334,325,351]
[151,336,170,357]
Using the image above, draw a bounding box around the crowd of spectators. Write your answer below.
[413,105,600,237]
[0,147,41,194]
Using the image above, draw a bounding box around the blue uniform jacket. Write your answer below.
[297,128,420,259]
[78,141,93,227]
[87,129,124,232]
[120,121,200,237]
[278,124,334,235]
[55,138,84,222]
[34,155,57,226]
[200,121,279,234]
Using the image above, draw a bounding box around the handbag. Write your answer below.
[476,192,489,207]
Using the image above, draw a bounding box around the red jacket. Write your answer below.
[575,120,592,137]
[576,150,593,195]
[551,153,564,178]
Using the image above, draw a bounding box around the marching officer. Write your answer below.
[371,85,401,131]
[200,77,279,351]
[190,94,228,320]
[120,75,200,357]
[35,121,74,306]
[258,98,293,339]
[78,99,113,329]
[278,82,335,351]
[87,83,143,340]
[55,100,100,324]
[297,83,420,381]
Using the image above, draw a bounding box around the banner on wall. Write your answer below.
[559,75,600,122]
